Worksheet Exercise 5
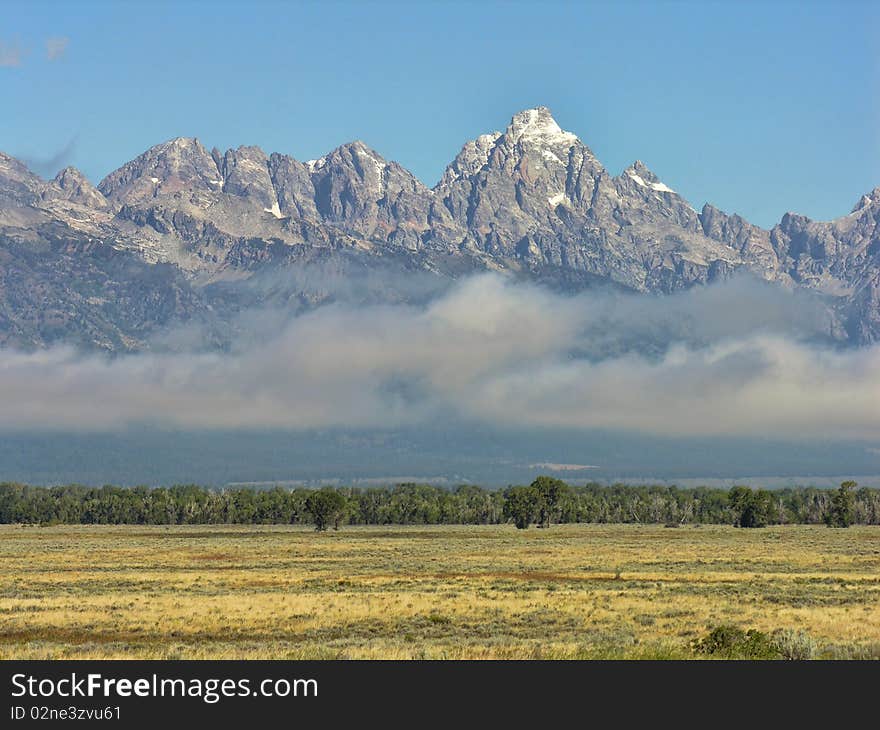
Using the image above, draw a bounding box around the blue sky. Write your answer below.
[2,0,878,227]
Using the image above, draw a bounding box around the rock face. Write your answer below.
[98,137,222,204]
[0,152,44,206]
[1,107,879,350]
[43,167,110,209]
[0,225,220,351]
[429,108,744,292]
[767,187,880,342]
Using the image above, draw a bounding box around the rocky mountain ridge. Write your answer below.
[1,107,878,350]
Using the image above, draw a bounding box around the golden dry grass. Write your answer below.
[1,523,879,659]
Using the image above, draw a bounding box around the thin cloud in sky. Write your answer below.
[46,37,69,61]
[0,36,70,66]
[0,40,24,67]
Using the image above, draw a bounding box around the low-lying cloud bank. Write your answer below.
[2,273,878,439]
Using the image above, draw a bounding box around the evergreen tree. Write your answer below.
[826,481,856,528]
[502,486,538,529]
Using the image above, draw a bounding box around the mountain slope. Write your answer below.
[1,107,878,350]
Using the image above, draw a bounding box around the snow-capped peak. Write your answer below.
[505,106,578,147]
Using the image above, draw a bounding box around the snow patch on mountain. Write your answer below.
[627,170,675,194]
[542,149,565,165]
[263,202,283,219]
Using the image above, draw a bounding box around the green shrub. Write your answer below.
[426,613,452,625]
[771,629,816,660]
[692,625,780,659]
[820,642,880,660]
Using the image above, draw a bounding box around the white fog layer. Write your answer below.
[1,274,877,439]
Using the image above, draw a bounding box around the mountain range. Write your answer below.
[2,106,878,351]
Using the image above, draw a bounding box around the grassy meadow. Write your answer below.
[1,523,879,659]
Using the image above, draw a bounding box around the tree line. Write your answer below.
[0,478,877,529]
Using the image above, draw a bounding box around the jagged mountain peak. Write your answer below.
[154,136,206,152]
[306,140,385,173]
[2,115,880,350]
[0,150,31,169]
[127,136,213,165]
[106,136,214,169]
[0,150,42,183]
[438,106,597,191]
[851,187,880,214]
[53,166,89,186]
[438,131,502,186]
[325,139,387,164]
[626,160,655,178]
[218,144,271,176]
[622,160,676,194]
[216,144,279,211]
[221,144,269,164]
[0,151,45,205]
[98,136,222,203]
[42,166,109,209]
[504,106,578,147]
[701,201,736,220]
[312,140,429,191]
